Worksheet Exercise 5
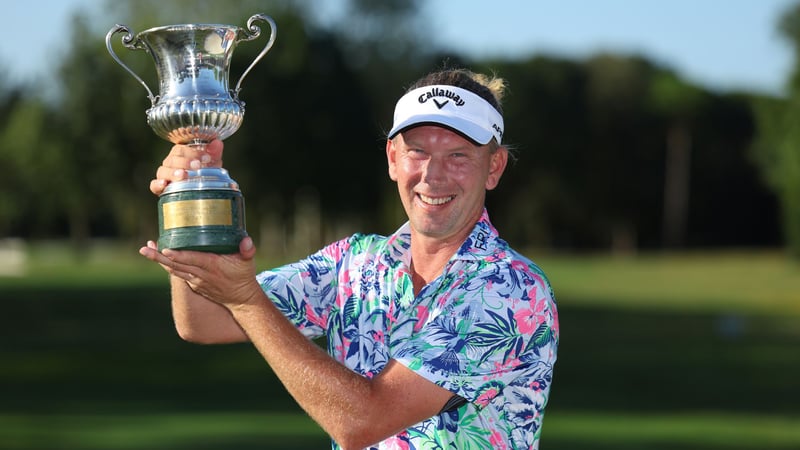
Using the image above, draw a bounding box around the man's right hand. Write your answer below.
[149,139,225,196]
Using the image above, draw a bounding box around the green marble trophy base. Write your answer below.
[157,169,247,254]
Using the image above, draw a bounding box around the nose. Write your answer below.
[422,156,447,185]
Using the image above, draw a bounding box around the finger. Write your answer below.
[139,241,172,266]
[161,152,196,171]
[164,142,213,167]
[155,166,187,182]
[149,178,168,196]
[139,241,177,275]
[139,241,158,260]
[166,144,198,159]
[192,154,210,169]
[239,236,257,260]
[141,245,206,282]
[169,267,198,283]
[162,248,213,273]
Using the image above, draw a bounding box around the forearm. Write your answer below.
[170,275,249,344]
[140,237,443,446]
[227,292,401,449]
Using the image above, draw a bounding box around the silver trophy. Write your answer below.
[106,14,276,253]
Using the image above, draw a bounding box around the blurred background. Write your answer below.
[1,0,799,449]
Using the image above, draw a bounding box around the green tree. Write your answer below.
[487,54,669,251]
[751,2,800,258]
[0,87,50,237]
[646,71,706,248]
[753,97,800,257]
[480,55,589,248]
[484,53,771,252]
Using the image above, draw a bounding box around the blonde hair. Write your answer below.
[471,72,508,108]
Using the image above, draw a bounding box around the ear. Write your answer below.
[485,146,508,191]
[386,138,399,181]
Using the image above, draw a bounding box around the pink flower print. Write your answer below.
[495,358,522,373]
[336,270,354,307]
[510,260,530,274]
[489,429,508,449]
[476,386,500,407]
[333,343,345,359]
[413,305,430,332]
[550,306,560,337]
[370,329,386,344]
[527,285,539,302]
[437,292,451,308]
[514,306,545,335]
[323,238,349,261]
[380,434,410,450]
[304,302,327,328]
[486,250,508,263]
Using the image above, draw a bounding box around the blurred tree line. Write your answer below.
[0,0,797,257]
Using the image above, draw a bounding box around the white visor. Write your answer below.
[388,85,504,145]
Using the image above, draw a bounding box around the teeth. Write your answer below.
[419,194,454,205]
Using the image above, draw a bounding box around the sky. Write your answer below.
[1,0,797,97]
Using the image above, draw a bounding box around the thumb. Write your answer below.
[239,236,257,260]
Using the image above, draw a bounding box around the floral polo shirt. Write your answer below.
[257,209,559,449]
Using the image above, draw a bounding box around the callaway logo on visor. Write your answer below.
[433,98,449,109]
[388,85,504,145]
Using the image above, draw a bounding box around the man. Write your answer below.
[140,68,559,449]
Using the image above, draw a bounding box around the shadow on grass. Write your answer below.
[549,302,800,415]
[2,283,800,448]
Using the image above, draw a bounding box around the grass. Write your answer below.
[7,241,800,313]
[2,243,800,449]
[0,413,329,450]
[543,411,800,449]
[536,249,800,315]
[2,411,798,450]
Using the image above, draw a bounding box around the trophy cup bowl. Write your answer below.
[106,14,277,253]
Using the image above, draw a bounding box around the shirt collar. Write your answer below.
[389,208,500,264]
[454,208,500,261]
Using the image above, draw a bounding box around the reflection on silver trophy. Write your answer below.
[106,14,277,253]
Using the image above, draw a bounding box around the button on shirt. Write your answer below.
[257,209,559,449]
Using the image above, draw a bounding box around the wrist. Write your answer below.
[226,283,266,313]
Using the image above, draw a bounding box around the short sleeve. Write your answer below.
[390,260,559,409]
[256,237,353,339]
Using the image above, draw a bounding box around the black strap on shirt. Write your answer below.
[439,394,468,414]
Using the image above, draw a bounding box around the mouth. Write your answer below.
[418,193,455,206]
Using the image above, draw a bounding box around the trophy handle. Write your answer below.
[233,14,278,97]
[105,24,158,106]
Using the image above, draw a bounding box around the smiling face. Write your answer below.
[387,125,508,246]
